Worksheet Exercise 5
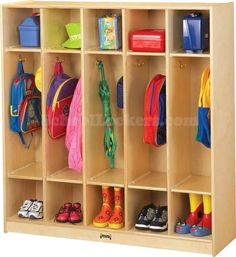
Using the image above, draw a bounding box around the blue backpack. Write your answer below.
[10,60,41,148]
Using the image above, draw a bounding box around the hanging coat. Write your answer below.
[65,79,83,172]
[196,66,211,148]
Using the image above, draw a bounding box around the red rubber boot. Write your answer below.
[108,187,124,229]
[93,186,114,228]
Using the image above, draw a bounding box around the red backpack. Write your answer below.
[46,62,78,139]
[144,74,166,146]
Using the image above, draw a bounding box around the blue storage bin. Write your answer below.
[183,13,209,53]
[18,15,40,47]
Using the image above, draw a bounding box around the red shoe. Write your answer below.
[55,203,72,223]
[69,203,83,224]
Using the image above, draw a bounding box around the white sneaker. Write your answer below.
[28,200,43,219]
[18,199,35,218]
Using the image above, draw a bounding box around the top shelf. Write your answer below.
[5,45,41,53]
[2,2,213,9]
[170,49,210,58]
[3,8,210,57]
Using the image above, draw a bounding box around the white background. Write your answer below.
[0,0,235,256]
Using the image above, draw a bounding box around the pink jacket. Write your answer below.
[65,79,83,172]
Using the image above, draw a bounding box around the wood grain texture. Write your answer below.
[1,2,235,255]
[210,3,235,256]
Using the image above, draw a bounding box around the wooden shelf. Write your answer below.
[5,45,41,52]
[127,51,166,57]
[128,171,167,191]
[170,49,210,58]
[47,167,83,184]
[87,224,126,232]
[44,47,81,54]
[130,227,169,237]
[8,163,43,181]
[170,232,212,243]
[47,219,84,227]
[87,168,124,187]
[2,2,235,256]
[7,213,45,224]
[172,175,211,195]
[85,47,123,55]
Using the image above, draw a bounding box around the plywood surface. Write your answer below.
[87,168,124,187]
[172,175,211,195]
[8,162,43,181]
[47,167,83,184]
[128,171,167,191]
[1,1,235,256]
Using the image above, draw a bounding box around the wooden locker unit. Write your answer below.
[1,1,235,256]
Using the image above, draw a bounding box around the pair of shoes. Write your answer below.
[18,199,43,219]
[93,186,124,229]
[135,204,168,232]
[55,203,82,224]
[175,194,212,237]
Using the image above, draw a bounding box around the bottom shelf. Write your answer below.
[47,218,84,227]
[170,232,212,242]
[7,214,45,224]
[6,218,213,255]
[130,227,169,237]
[6,215,212,242]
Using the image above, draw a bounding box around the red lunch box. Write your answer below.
[129,29,165,52]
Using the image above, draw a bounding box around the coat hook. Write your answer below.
[178,61,186,69]
[96,58,103,65]
[136,59,145,67]
[56,56,64,63]
[18,55,26,62]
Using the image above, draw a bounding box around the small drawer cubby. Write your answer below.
[46,182,84,224]
[127,189,167,233]
[4,52,42,180]
[3,7,41,50]
[169,57,211,195]
[83,8,122,53]
[169,10,210,56]
[84,54,124,187]
[6,179,43,221]
[44,53,82,183]
[42,8,81,52]
[126,55,167,191]
[125,9,166,54]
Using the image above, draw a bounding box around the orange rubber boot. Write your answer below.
[93,186,114,228]
[108,187,124,229]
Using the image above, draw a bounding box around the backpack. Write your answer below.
[46,62,78,139]
[65,79,83,172]
[144,74,166,146]
[196,66,211,148]
[10,60,41,148]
